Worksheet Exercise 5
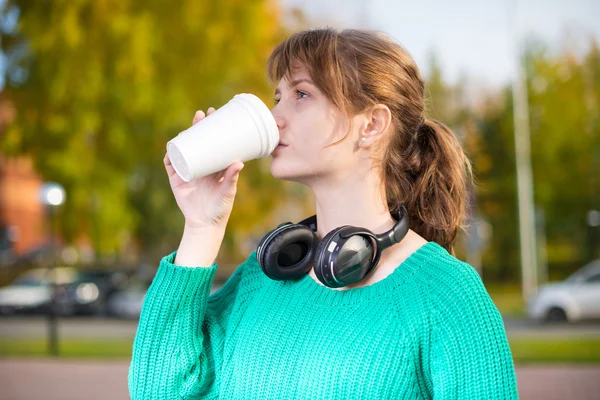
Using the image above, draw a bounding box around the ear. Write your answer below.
[358,104,392,148]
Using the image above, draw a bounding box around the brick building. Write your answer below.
[0,156,47,257]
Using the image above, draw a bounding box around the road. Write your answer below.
[2,316,599,340]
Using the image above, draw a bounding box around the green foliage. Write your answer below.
[1,0,294,263]
[425,40,600,281]
[527,40,600,266]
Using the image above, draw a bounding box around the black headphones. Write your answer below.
[256,205,409,288]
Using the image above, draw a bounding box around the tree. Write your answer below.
[425,39,600,281]
[475,38,600,280]
[0,0,297,266]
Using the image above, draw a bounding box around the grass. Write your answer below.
[485,283,526,317]
[508,338,600,364]
[0,338,133,359]
[1,337,598,364]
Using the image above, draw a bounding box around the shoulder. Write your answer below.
[426,244,486,292]
[395,242,501,325]
[410,242,489,297]
[210,250,268,300]
[241,250,269,283]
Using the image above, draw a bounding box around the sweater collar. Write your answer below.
[287,241,446,306]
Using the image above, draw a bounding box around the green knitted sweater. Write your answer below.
[128,242,518,399]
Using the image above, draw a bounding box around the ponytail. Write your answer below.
[383,118,472,254]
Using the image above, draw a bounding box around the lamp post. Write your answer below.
[40,182,66,356]
[508,0,538,303]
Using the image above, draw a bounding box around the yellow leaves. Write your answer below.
[46,114,68,135]
[1,125,22,153]
[4,0,291,260]
[474,153,492,174]
[109,14,130,39]
[62,4,82,49]
[182,0,210,33]
[115,11,155,83]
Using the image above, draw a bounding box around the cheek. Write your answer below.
[279,101,354,165]
[298,110,345,149]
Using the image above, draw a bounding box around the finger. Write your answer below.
[207,167,227,183]
[168,168,185,187]
[163,154,177,177]
[207,107,216,116]
[219,163,244,199]
[222,162,244,185]
[193,110,206,125]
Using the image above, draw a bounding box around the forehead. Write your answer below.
[276,61,311,87]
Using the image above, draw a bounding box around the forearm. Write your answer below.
[175,223,227,267]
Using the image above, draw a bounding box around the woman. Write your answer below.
[129,28,518,399]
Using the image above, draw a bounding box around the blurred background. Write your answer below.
[0,0,598,399]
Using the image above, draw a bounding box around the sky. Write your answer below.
[281,0,600,87]
[1,0,598,90]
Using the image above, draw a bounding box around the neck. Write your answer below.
[307,165,396,241]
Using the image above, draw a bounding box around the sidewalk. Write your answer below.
[0,359,599,399]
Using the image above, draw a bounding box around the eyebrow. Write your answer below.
[274,78,315,95]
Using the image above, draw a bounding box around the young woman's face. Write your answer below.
[269,63,361,185]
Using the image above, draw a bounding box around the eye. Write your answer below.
[273,98,280,105]
[294,89,309,99]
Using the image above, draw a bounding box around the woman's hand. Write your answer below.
[164,107,245,229]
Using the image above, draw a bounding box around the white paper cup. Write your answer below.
[167,93,279,182]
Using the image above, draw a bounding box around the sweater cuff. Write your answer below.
[151,252,218,301]
[162,251,218,270]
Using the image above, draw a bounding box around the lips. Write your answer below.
[272,142,288,155]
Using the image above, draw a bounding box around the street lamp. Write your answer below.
[40,182,66,356]
[508,0,538,303]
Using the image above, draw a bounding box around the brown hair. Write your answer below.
[267,28,472,253]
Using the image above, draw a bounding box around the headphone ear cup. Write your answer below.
[313,226,348,287]
[257,223,290,269]
[314,226,376,288]
[258,225,318,281]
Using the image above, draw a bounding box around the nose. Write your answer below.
[271,105,285,130]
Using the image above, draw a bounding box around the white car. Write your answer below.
[528,260,600,322]
[0,267,80,315]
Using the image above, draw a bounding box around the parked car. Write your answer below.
[0,266,131,316]
[0,267,77,315]
[107,280,149,319]
[107,275,226,319]
[528,260,600,322]
[59,269,131,316]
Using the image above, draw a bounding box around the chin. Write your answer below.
[269,158,312,184]
[269,159,295,181]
